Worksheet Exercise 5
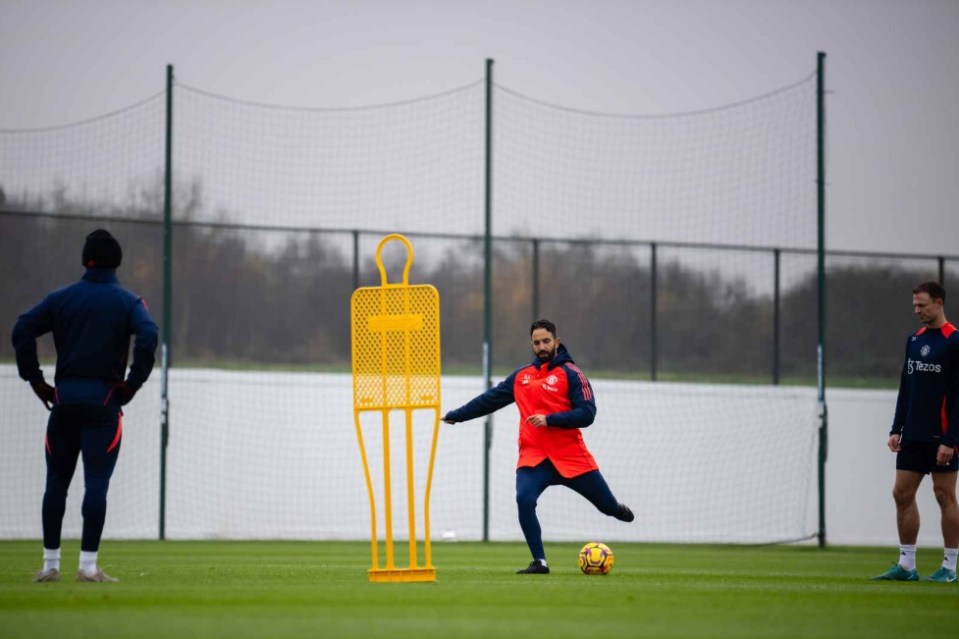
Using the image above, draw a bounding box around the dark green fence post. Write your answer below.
[773,248,781,385]
[650,242,658,381]
[352,230,360,291]
[531,238,540,321]
[482,58,494,543]
[816,51,828,548]
[159,64,174,541]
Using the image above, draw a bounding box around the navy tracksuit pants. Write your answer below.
[42,404,123,552]
[515,458,620,561]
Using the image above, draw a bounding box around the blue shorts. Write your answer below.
[896,439,959,474]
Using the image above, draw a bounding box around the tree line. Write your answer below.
[1,193,941,387]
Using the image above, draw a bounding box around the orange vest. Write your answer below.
[512,361,598,478]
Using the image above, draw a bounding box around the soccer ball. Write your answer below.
[578,542,614,575]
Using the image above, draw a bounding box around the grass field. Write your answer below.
[1,541,955,638]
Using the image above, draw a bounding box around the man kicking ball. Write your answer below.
[442,319,634,574]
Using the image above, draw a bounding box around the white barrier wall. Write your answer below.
[0,366,945,548]
[823,387,945,547]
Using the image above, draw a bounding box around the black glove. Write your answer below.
[30,380,55,411]
[115,382,136,406]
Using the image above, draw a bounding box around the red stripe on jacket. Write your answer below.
[564,363,593,401]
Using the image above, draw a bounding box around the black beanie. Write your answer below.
[81,229,123,269]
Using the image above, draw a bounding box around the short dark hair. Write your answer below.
[81,228,122,269]
[913,281,946,302]
[530,319,556,336]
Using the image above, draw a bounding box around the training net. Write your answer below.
[1,69,821,544]
[0,95,166,540]
[483,76,820,544]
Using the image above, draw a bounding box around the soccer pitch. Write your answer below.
[1,541,954,639]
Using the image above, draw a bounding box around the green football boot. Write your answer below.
[871,564,919,581]
[923,567,957,583]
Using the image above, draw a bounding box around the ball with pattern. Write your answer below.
[578,542,614,575]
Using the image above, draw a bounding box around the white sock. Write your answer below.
[538,558,548,567]
[899,544,917,570]
[79,550,98,574]
[943,548,958,572]
[43,547,60,572]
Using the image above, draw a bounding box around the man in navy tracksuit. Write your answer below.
[873,281,959,583]
[12,229,158,583]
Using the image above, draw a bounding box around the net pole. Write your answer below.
[816,51,828,548]
[352,230,360,291]
[482,58,494,543]
[159,63,174,541]
[531,238,540,321]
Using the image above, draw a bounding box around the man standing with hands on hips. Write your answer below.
[873,281,959,583]
[12,229,158,583]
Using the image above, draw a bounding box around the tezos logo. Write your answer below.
[907,358,941,374]
[921,344,931,357]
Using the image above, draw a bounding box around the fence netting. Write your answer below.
[2,70,946,543]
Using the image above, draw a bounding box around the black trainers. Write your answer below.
[516,560,550,574]
[615,503,635,522]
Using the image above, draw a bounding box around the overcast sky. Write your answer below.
[2,0,957,255]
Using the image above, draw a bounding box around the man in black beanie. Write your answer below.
[81,228,123,269]
[11,229,158,583]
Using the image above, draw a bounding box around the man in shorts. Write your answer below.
[873,281,959,583]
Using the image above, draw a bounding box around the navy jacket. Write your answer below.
[12,268,159,405]
[891,323,959,447]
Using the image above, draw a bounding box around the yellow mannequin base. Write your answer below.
[368,568,436,583]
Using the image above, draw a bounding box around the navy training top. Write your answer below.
[11,268,159,405]
[890,322,959,448]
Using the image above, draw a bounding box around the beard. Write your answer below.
[536,346,557,362]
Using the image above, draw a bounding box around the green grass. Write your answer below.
[1,541,955,638]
